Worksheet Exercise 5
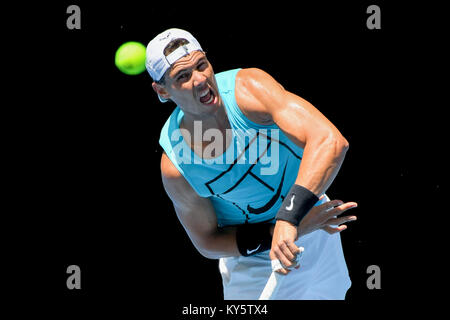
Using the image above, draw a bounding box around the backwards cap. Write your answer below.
[145,28,203,82]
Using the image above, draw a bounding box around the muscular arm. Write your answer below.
[236,68,349,196]
[235,68,350,272]
[160,152,241,259]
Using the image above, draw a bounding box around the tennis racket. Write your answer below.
[258,247,304,300]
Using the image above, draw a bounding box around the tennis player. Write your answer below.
[147,28,358,299]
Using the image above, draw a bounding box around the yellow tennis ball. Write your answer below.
[115,41,146,75]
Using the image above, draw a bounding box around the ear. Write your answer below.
[152,82,171,100]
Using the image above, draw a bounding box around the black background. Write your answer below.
[8,0,445,317]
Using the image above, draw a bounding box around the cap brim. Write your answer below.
[158,94,169,103]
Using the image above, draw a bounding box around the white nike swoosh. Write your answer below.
[247,244,261,255]
[286,195,295,211]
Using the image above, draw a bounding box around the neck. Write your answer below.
[181,104,230,133]
[179,104,232,158]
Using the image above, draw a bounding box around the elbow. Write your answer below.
[195,242,222,260]
[198,248,216,260]
[334,135,349,159]
[196,239,236,260]
[319,131,349,156]
[338,135,350,154]
[198,249,223,260]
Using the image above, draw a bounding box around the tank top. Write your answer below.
[159,68,314,227]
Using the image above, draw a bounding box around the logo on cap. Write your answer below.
[159,32,171,41]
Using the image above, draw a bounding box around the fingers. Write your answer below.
[270,220,301,274]
[274,261,301,275]
[270,244,303,275]
[289,247,303,269]
[275,267,291,275]
[269,254,290,275]
[325,201,358,218]
[323,199,345,212]
[321,212,357,235]
[322,224,348,234]
[327,215,357,226]
[272,256,300,275]
[320,202,358,235]
[274,240,300,269]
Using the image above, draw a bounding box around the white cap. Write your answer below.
[146,28,203,102]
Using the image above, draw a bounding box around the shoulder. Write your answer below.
[160,152,201,205]
[160,151,182,180]
[235,68,287,124]
[236,68,285,94]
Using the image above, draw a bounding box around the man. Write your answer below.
[146,28,357,299]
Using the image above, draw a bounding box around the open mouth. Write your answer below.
[199,87,216,105]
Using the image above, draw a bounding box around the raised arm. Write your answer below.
[236,68,349,195]
[235,68,351,273]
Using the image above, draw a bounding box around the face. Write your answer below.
[154,51,221,115]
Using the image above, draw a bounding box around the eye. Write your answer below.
[177,72,189,82]
[198,61,207,70]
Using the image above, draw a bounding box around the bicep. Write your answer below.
[237,68,342,147]
[272,91,340,147]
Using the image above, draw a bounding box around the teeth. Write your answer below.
[204,93,214,104]
[199,88,209,98]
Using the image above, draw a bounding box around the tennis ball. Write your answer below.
[115,41,147,75]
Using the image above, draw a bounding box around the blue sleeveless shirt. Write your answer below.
[160,69,324,227]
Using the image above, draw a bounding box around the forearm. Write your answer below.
[198,224,276,259]
[273,133,348,228]
[295,133,349,196]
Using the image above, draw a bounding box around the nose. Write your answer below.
[192,70,207,88]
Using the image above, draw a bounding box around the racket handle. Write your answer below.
[259,248,304,300]
[259,271,284,300]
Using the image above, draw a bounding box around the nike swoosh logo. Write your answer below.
[247,159,288,214]
[247,244,261,255]
[286,195,295,211]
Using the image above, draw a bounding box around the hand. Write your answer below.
[298,197,358,237]
[270,197,358,275]
[269,220,302,275]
